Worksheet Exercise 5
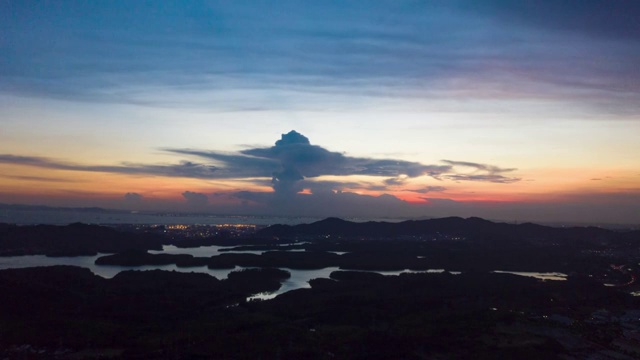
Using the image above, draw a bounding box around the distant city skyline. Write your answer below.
[1,1,639,224]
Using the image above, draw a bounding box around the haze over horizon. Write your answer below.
[1,1,639,224]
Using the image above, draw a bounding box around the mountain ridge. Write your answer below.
[258,216,637,242]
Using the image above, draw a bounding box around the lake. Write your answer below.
[0,245,567,300]
[0,245,462,300]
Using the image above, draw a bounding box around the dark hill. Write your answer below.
[0,223,164,256]
[258,216,634,244]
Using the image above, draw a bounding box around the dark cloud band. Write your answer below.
[0,131,520,195]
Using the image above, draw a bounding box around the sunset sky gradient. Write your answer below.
[1,1,639,224]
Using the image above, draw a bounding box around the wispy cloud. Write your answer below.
[441,160,520,184]
[0,155,220,179]
[406,186,447,194]
[2,1,638,115]
[443,174,520,184]
[1,174,79,183]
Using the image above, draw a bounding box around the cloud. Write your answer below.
[384,176,408,186]
[0,154,220,179]
[383,177,448,193]
[408,186,447,194]
[165,150,279,178]
[124,192,143,202]
[0,174,78,183]
[3,1,638,117]
[441,160,516,174]
[463,1,640,41]
[441,160,520,183]
[301,180,364,194]
[182,191,208,207]
[171,130,454,196]
[159,130,462,198]
[0,131,520,198]
[233,189,417,218]
[444,174,520,184]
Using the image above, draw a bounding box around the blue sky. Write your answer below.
[4,0,638,112]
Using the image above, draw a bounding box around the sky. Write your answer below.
[1,0,639,224]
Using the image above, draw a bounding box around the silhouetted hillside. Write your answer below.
[258,216,636,244]
[0,223,164,256]
[2,265,638,359]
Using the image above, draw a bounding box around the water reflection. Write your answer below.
[150,244,310,256]
[0,253,244,279]
[492,270,567,281]
[93,264,243,279]
[248,267,341,301]
[1,251,468,300]
[149,245,226,257]
[0,252,467,300]
[0,254,105,271]
[248,268,462,301]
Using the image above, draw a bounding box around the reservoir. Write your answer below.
[0,244,567,299]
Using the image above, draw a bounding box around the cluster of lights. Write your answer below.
[166,224,189,230]
[217,224,256,229]
[164,224,257,230]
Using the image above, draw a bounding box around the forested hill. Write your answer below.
[258,217,639,243]
[0,223,164,256]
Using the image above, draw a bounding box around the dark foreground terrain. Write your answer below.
[1,266,639,359]
[1,217,640,359]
